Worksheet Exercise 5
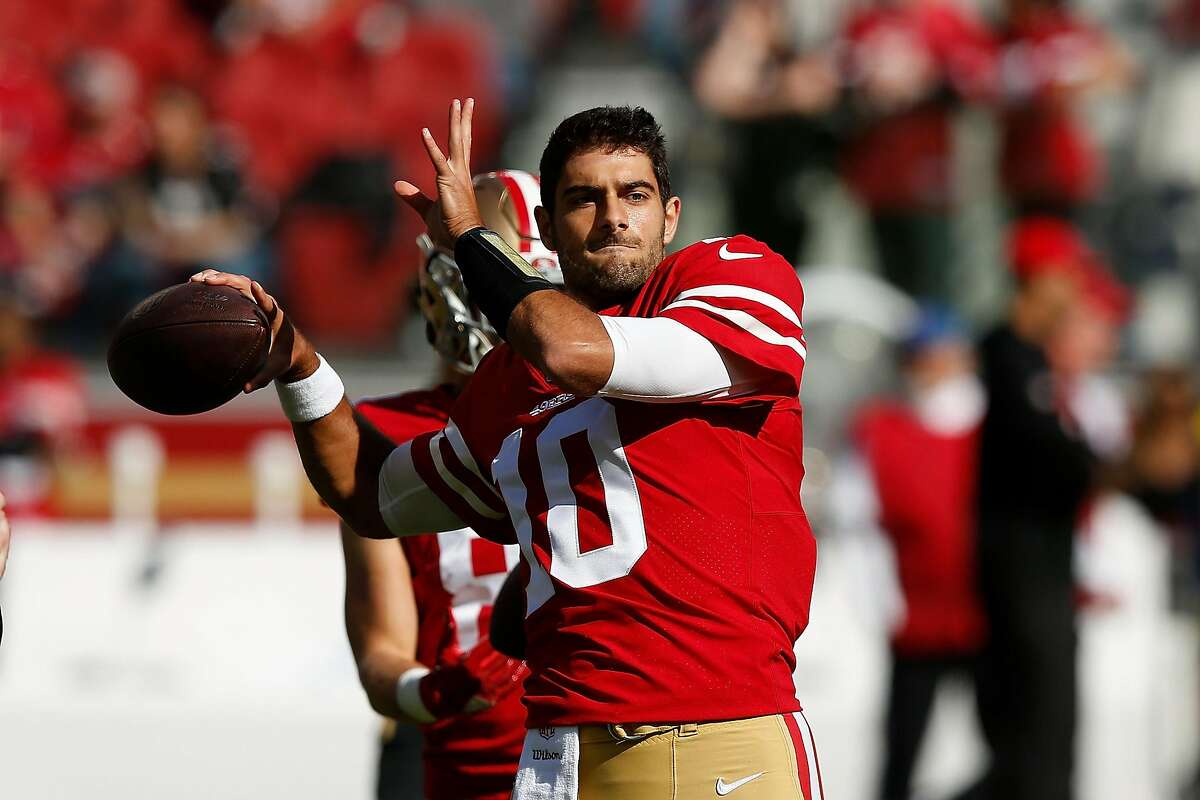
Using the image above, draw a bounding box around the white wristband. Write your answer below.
[395,666,436,723]
[275,354,345,422]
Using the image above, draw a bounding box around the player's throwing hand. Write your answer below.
[188,270,319,391]
[394,98,485,250]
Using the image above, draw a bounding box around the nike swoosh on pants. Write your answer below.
[715,771,765,795]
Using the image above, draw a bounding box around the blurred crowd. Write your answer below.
[4,0,1200,797]
[0,0,1195,343]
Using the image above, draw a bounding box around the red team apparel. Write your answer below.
[357,388,526,800]
[854,402,986,655]
[399,235,816,727]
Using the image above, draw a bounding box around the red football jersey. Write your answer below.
[357,387,526,800]
[405,235,816,727]
[854,402,985,655]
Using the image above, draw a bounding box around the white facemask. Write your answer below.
[911,373,986,435]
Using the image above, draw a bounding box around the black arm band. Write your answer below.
[454,227,557,339]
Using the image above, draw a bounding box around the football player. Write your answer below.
[341,171,556,800]
[193,100,822,799]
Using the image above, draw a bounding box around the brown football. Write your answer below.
[107,282,271,415]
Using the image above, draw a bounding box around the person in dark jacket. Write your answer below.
[974,217,1124,800]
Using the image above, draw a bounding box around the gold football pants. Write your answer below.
[513,713,823,800]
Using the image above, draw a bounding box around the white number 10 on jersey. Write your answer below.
[493,398,648,615]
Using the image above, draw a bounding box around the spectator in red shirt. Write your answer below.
[838,0,997,305]
[997,0,1133,217]
[852,306,987,800]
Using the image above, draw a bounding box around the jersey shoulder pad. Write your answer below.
[668,235,788,271]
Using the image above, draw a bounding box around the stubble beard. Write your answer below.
[561,234,666,310]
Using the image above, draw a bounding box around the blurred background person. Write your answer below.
[850,307,987,800]
[692,0,839,265]
[996,0,1134,221]
[0,174,139,349]
[1123,368,1200,547]
[974,216,1126,800]
[836,0,995,306]
[1118,367,1200,799]
[121,83,268,288]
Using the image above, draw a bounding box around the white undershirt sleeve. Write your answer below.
[598,315,770,403]
[377,441,469,536]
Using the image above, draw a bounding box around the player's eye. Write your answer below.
[627,192,648,203]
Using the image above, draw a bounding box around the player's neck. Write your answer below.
[566,282,645,312]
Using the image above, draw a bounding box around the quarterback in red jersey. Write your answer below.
[192,101,821,799]
[341,171,557,800]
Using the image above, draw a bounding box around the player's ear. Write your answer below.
[662,196,682,247]
[534,206,557,251]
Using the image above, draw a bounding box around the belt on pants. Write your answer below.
[579,722,701,743]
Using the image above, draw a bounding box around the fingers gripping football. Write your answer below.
[189,270,319,390]
[394,98,484,251]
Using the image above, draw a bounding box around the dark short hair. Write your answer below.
[538,106,671,215]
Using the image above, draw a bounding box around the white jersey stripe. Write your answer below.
[443,421,499,496]
[671,284,802,328]
[794,712,824,800]
[662,299,807,360]
[429,432,506,519]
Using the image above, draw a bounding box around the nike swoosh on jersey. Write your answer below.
[718,243,763,261]
[715,771,766,796]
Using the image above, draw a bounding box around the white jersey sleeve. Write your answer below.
[597,315,772,403]
[377,441,471,536]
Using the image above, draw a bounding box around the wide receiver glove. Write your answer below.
[396,640,528,723]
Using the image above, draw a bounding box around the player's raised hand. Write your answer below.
[394,98,484,251]
[189,270,319,390]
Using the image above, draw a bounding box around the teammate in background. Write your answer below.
[341,171,556,800]
[850,308,987,800]
[194,100,821,799]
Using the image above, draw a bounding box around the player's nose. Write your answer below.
[597,197,629,232]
